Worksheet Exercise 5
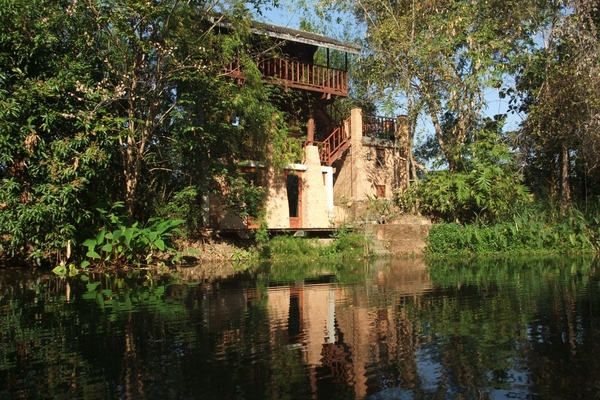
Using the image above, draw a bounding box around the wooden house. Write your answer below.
[207,21,409,232]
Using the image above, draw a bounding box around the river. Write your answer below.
[1,256,599,399]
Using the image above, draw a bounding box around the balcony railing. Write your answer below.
[224,58,349,97]
[362,115,397,140]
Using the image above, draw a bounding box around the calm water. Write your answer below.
[1,257,600,399]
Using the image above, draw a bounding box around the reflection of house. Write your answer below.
[205,22,409,231]
[262,260,432,398]
[187,259,432,398]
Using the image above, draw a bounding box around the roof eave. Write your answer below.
[251,27,361,55]
[214,20,361,55]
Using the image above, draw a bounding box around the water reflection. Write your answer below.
[1,257,599,399]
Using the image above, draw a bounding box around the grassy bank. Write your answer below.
[425,208,600,256]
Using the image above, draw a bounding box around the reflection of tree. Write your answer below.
[416,256,600,398]
[525,275,600,398]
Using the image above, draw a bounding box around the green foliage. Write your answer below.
[325,228,371,258]
[512,0,600,208]
[0,0,296,265]
[81,202,185,266]
[426,205,600,256]
[225,175,268,219]
[254,219,271,257]
[262,226,370,262]
[158,186,202,235]
[405,123,530,224]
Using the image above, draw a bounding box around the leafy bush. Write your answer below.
[403,126,530,224]
[80,202,186,267]
[159,186,202,235]
[0,178,92,265]
[263,225,370,261]
[426,206,599,256]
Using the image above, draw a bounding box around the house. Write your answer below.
[206,21,409,232]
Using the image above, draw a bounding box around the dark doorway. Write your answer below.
[286,172,302,228]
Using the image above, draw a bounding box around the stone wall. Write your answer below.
[367,215,432,256]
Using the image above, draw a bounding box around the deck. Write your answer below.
[224,58,349,97]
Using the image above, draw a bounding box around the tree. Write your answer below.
[0,0,289,263]
[515,0,600,210]
[313,0,545,177]
[407,117,530,224]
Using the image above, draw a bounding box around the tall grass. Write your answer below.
[426,205,600,256]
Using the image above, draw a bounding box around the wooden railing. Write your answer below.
[308,117,352,165]
[303,113,404,166]
[224,58,349,97]
[362,115,397,140]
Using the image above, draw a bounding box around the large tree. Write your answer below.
[516,0,600,209]
[0,0,286,263]
[312,0,546,176]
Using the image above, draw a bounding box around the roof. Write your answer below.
[250,21,361,55]
[213,17,361,55]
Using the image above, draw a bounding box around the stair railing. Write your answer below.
[306,117,352,165]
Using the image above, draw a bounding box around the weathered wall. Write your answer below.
[263,165,291,229]
[368,215,432,256]
[333,108,405,211]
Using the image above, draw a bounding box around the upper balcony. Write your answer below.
[224,58,350,97]
[217,20,360,98]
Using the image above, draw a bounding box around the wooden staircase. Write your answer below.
[312,117,352,166]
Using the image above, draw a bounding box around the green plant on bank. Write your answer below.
[254,218,270,257]
[261,224,372,262]
[365,194,395,223]
[80,202,188,267]
[327,227,372,259]
[225,175,268,220]
[425,205,600,256]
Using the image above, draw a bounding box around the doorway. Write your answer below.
[286,172,302,228]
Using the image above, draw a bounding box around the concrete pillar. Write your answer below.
[302,146,330,228]
[322,166,334,221]
[307,109,315,144]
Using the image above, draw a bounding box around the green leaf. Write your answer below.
[68,264,79,276]
[86,282,100,292]
[112,229,123,242]
[154,238,166,251]
[101,243,113,253]
[83,238,97,249]
[123,227,134,246]
[86,250,101,259]
[96,228,106,244]
[52,265,67,276]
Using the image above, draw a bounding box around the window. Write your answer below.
[376,148,385,167]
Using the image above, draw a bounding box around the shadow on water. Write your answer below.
[1,256,600,399]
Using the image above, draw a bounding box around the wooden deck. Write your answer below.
[224,58,349,97]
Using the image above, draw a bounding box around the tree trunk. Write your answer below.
[560,140,571,210]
